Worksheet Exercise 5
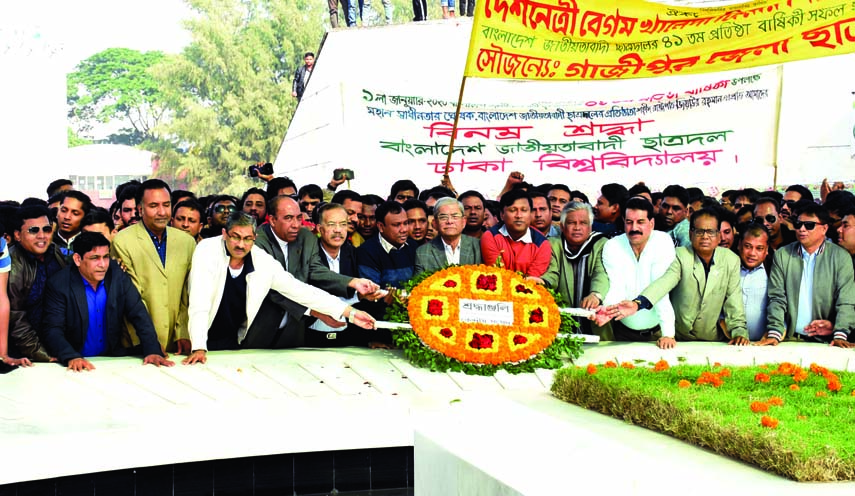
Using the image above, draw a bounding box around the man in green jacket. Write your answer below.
[610,208,749,344]
[542,202,611,338]
[758,204,855,348]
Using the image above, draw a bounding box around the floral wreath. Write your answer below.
[385,265,583,375]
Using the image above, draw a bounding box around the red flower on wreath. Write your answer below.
[443,280,457,288]
[469,333,494,349]
[476,274,498,291]
[427,299,443,316]
[440,328,453,338]
[513,335,527,345]
[529,308,544,324]
[515,284,533,294]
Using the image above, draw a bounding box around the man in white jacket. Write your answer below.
[183,212,376,364]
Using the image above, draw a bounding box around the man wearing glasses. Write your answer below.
[414,197,482,274]
[752,197,795,251]
[112,180,197,355]
[183,212,376,364]
[200,196,237,239]
[607,208,749,345]
[6,206,67,363]
[759,204,855,347]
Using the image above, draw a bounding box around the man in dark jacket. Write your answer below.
[291,52,314,101]
[8,206,67,362]
[41,232,172,371]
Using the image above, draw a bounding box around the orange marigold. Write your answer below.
[760,416,779,429]
[768,396,784,406]
[586,363,597,375]
[851,390,855,396]
[816,391,827,397]
[789,384,800,391]
[810,363,829,375]
[678,379,691,388]
[754,372,771,383]
[793,370,808,382]
[621,362,635,369]
[713,362,722,367]
[750,401,769,413]
[777,362,796,375]
[603,361,618,368]
[653,359,669,372]
[827,380,842,392]
[718,368,732,378]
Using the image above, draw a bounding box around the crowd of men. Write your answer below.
[1,171,853,373]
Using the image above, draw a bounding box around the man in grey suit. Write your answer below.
[248,195,378,348]
[415,197,482,275]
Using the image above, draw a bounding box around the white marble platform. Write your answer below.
[2,342,854,487]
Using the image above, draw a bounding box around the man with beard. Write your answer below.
[596,197,677,349]
[657,185,690,248]
[610,208,749,345]
[458,190,486,239]
[415,197,482,274]
[403,199,429,245]
[543,202,610,338]
[240,187,267,225]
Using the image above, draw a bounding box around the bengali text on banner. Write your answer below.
[464,0,855,80]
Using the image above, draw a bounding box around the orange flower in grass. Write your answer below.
[827,380,842,392]
[790,384,800,391]
[621,362,635,369]
[603,361,618,368]
[718,368,732,378]
[586,363,597,375]
[850,390,855,396]
[653,359,670,372]
[678,380,691,389]
[697,371,723,388]
[793,370,808,382]
[768,396,784,406]
[810,363,829,376]
[750,401,769,413]
[816,391,827,397]
[760,416,779,429]
[713,362,722,367]
[777,362,796,375]
[754,373,771,383]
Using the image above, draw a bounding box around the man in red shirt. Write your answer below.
[480,189,551,283]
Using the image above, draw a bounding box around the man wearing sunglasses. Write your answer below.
[779,185,813,229]
[112,180,197,355]
[759,204,855,348]
[7,206,68,363]
[752,197,795,251]
[200,196,237,239]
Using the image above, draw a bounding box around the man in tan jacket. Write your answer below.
[111,179,196,354]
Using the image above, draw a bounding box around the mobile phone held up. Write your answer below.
[333,168,355,181]
[248,162,274,178]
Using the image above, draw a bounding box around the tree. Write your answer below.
[67,48,168,145]
[153,0,325,196]
[67,127,91,148]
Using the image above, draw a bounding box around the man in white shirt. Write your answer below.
[596,197,678,349]
[415,197,482,274]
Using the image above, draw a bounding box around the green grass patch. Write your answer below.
[551,361,855,481]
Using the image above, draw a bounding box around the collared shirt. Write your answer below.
[441,237,461,265]
[602,231,677,337]
[498,225,533,244]
[379,233,408,254]
[668,219,691,248]
[310,246,357,333]
[699,253,715,281]
[795,242,824,335]
[272,230,290,271]
[740,264,768,341]
[80,276,108,357]
[0,238,10,273]
[144,223,168,267]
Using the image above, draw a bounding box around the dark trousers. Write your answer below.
[612,319,662,342]
[412,0,428,20]
[460,0,475,16]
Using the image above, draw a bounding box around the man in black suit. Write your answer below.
[415,197,483,275]
[41,232,173,371]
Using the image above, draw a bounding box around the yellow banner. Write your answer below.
[464,0,855,80]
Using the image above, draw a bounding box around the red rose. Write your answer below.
[529,308,544,324]
[443,280,457,288]
[469,333,494,349]
[440,328,453,338]
[513,335,527,345]
[514,284,533,294]
[427,299,443,316]
[476,275,498,291]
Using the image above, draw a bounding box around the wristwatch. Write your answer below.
[590,292,603,304]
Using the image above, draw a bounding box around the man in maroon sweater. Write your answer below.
[480,189,551,283]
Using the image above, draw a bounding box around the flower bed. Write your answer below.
[552,361,855,481]
[385,265,583,375]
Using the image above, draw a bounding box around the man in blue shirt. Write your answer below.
[41,232,172,371]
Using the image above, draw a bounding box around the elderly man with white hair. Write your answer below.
[415,197,483,274]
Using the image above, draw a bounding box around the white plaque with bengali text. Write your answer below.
[458,299,514,326]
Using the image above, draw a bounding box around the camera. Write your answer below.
[334,168,355,181]
[248,162,274,178]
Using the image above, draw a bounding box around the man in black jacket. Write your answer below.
[291,52,314,101]
[41,232,173,371]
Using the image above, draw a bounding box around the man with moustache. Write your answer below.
[753,197,795,251]
[240,187,268,225]
[738,224,771,341]
[758,204,855,347]
[780,184,813,229]
[331,190,364,247]
[403,199,429,245]
[657,185,691,248]
[171,200,204,241]
[543,201,610,338]
[530,190,559,237]
[183,212,376,364]
[596,197,677,349]
[415,197,482,274]
[458,190,487,239]
[250,195,378,348]
[609,208,749,345]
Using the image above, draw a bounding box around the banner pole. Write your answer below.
[443,76,468,186]
[771,64,784,190]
